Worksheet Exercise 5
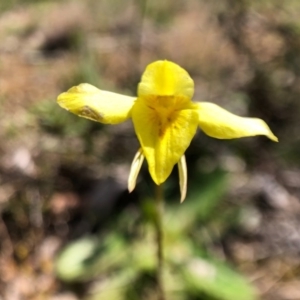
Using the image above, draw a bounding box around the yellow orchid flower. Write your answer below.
[57,60,278,202]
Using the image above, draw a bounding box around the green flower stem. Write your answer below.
[155,183,165,300]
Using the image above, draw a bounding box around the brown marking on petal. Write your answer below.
[158,114,177,138]
[159,128,164,137]
[79,106,103,121]
[158,121,163,137]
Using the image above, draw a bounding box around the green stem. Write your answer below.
[155,184,165,300]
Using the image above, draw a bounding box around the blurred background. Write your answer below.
[1,0,300,299]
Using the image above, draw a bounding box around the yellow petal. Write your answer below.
[128,148,144,193]
[178,155,187,203]
[138,60,194,99]
[196,102,278,142]
[57,83,135,124]
[132,96,199,185]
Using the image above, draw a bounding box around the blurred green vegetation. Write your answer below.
[55,169,255,300]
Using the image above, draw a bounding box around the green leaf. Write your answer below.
[55,234,127,281]
[182,257,257,300]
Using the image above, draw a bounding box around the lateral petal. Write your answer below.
[132,97,199,185]
[196,102,278,142]
[57,83,135,124]
[138,60,194,99]
[128,148,144,193]
[178,155,187,203]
